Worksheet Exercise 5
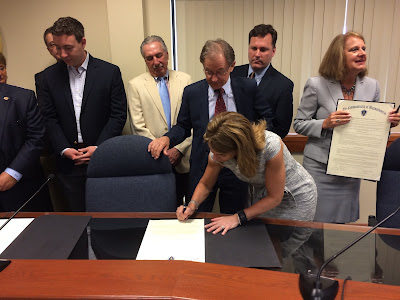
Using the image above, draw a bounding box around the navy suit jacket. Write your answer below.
[166,77,264,180]
[34,70,45,105]
[39,55,127,171]
[0,83,52,211]
[231,64,293,138]
[0,83,44,177]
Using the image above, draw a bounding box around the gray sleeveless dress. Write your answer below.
[212,131,317,221]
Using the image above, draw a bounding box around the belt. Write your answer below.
[75,143,86,149]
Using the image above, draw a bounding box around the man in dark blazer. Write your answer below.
[35,26,61,104]
[0,54,51,211]
[39,17,127,211]
[35,26,67,211]
[149,39,266,213]
[231,24,293,138]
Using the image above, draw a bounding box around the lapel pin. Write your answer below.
[3,97,9,101]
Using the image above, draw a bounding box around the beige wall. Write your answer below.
[0,0,112,90]
[0,0,167,134]
[0,0,169,91]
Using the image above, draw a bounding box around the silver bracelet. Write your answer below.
[237,213,241,225]
[188,200,199,210]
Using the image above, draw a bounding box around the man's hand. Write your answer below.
[74,146,97,165]
[0,172,18,191]
[63,146,97,165]
[148,136,170,159]
[63,148,82,161]
[166,147,182,166]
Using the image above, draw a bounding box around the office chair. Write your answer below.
[376,138,400,229]
[86,135,176,212]
[85,135,177,259]
[374,138,400,255]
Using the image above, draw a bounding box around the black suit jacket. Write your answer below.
[0,83,52,211]
[39,55,127,171]
[231,64,293,138]
[34,70,45,105]
[166,77,264,181]
[0,83,44,177]
[35,68,56,154]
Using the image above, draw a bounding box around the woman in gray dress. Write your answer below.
[176,112,317,235]
[293,32,400,223]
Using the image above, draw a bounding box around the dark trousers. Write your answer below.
[173,169,190,207]
[194,168,248,214]
[57,164,87,212]
[40,154,68,211]
[0,176,53,212]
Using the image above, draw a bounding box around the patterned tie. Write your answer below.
[214,88,226,116]
[159,77,171,130]
[249,72,255,79]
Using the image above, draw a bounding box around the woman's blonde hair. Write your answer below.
[204,112,266,178]
[319,31,367,81]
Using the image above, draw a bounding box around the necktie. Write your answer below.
[214,88,226,116]
[159,77,171,130]
[249,72,255,79]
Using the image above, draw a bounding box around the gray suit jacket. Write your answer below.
[293,75,380,164]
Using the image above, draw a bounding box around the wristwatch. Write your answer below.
[237,210,248,225]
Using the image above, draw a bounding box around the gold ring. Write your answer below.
[221,226,225,230]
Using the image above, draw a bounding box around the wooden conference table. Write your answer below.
[0,211,400,299]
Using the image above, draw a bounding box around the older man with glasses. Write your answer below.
[149,39,267,213]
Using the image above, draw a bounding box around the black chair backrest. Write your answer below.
[377,138,400,228]
[85,135,176,212]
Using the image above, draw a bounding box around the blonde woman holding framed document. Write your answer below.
[293,32,400,223]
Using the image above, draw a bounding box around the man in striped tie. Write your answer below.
[149,39,266,213]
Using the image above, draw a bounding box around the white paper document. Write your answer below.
[327,100,394,181]
[0,218,34,254]
[136,219,205,262]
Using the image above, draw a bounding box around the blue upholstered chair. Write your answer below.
[85,135,177,259]
[85,135,176,212]
[374,138,400,279]
[376,138,400,228]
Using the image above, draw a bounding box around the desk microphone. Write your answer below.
[0,174,54,272]
[299,205,400,300]
[0,174,54,232]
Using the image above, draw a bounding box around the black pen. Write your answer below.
[395,105,400,113]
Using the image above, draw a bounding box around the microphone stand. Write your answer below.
[300,205,400,300]
[0,174,54,272]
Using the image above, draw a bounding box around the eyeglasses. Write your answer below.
[204,69,229,78]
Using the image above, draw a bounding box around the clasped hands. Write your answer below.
[63,146,97,165]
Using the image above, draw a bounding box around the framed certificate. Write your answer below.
[327,100,394,181]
